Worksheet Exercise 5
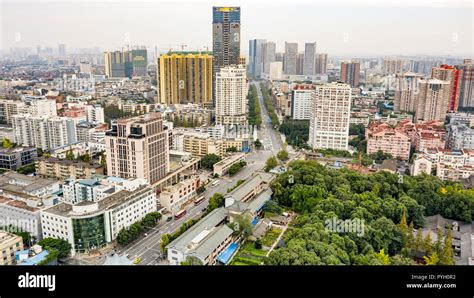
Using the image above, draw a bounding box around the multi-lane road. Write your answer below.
[91,80,284,265]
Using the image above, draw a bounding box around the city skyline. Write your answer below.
[1,0,472,57]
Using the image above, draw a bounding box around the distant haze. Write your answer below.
[1,0,472,57]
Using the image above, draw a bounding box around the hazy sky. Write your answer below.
[1,0,473,56]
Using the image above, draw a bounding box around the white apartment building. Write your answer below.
[419,148,474,181]
[291,88,314,120]
[26,99,57,117]
[12,114,77,150]
[85,105,105,124]
[0,100,26,125]
[215,65,248,126]
[62,178,115,204]
[308,83,352,150]
[41,185,156,255]
[446,123,474,150]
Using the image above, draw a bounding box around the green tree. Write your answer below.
[254,139,263,150]
[38,238,72,259]
[161,234,171,252]
[265,156,278,172]
[207,193,224,212]
[439,229,455,265]
[181,256,203,266]
[201,154,221,170]
[226,146,238,153]
[433,228,444,255]
[414,229,424,254]
[423,231,433,256]
[65,149,75,161]
[277,149,289,161]
[2,138,13,148]
[375,249,391,265]
[423,252,440,265]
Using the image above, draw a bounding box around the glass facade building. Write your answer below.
[72,215,106,252]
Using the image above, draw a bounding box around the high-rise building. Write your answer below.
[340,62,360,87]
[215,65,247,126]
[130,49,148,77]
[212,7,241,77]
[269,62,283,81]
[431,65,462,112]
[296,53,305,75]
[308,83,351,150]
[262,42,276,74]
[104,51,129,78]
[315,53,328,74]
[105,113,169,184]
[157,52,213,105]
[248,39,266,78]
[104,49,147,78]
[58,44,66,56]
[303,42,317,76]
[283,42,298,75]
[394,72,422,113]
[291,85,315,120]
[456,61,474,108]
[12,115,77,150]
[85,104,105,124]
[415,79,451,123]
[382,59,404,74]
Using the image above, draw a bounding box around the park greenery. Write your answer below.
[227,179,246,193]
[260,84,280,127]
[1,137,14,149]
[116,212,162,246]
[279,119,310,149]
[228,160,247,176]
[348,123,367,153]
[248,84,262,127]
[16,164,36,175]
[264,160,471,265]
[201,154,221,170]
[207,193,225,212]
[38,237,72,259]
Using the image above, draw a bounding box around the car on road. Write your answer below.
[144,233,148,237]
[133,257,141,265]
[166,216,172,222]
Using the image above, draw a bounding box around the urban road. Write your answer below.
[111,80,283,265]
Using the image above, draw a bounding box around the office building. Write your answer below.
[303,42,317,76]
[394,72,422,113]
[157,53,213,105]
[415,79,451,123]
[315,53,328,74]
[12,115,77,151]
[308,83,352,150]
[105,113,169,184]
[431,65,462,112]
[269,62,283,81]
[262,42,276,74]
[215,65,248,126]
[41,185,156,255]
[212,7,241,77]
[0,147,37,171]
[296,53,305,75]
[158,174,201,214]
[248,39,266,78]
[340,62,360,87]
[291,85,315,120]
[283,42,298,75]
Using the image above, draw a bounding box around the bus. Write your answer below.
[174,209,187,219]
[194,196,205,205]
[211,180,220,187]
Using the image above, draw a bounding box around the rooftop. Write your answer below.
[225,172,274,202]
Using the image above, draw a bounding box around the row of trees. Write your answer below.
[260,84,280,126]
[248,84,262,127]
[264,160,467,265]
[65,150,92,163]
[160,218,199,252]
[116,212,162,245]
